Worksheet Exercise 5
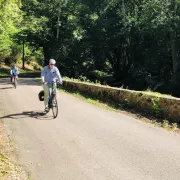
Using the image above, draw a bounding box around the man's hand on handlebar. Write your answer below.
[43,81,63,85]
[57,81,63,85]
[55,79,63,85]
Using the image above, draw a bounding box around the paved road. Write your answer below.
[0,78,180,180]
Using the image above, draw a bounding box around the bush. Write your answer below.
[4,56,16,66]
[26,60,31,65]
[86,70,107,81]
[33,63,41,71]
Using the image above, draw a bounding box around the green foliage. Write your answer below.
[86,70,108,81]
[2,0,180,96]
[152,97,161,117]
[21,0,180,95]
[162,120,169,128]
[0,0,22,53]
[172,123,178,130]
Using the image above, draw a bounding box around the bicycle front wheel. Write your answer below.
[52,95,58,118]
[14,78,17,89]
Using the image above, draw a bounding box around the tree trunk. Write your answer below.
[43,44,51,66]
[170,30,177,82]
[22,39,25,70]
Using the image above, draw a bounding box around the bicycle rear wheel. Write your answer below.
[51,95,58,118]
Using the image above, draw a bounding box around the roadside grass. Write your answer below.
[0,65,9,76]
[63,77,175,98]
[143,89,173,98]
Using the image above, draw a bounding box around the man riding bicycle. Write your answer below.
[10,64,19,84]
[41,59,63,111]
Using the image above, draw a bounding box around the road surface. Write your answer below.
[0,78,180,180]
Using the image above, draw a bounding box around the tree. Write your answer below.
[0,0,22,56]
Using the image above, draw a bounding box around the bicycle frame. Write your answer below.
[48,82,57,107]
[11,75,15,83]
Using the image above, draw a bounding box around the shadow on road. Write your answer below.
[0,78,41,86]
[0,111,54,120]
[0,87,13,90]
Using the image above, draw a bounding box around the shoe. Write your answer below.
[44,106,49,112]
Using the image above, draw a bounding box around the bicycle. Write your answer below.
[11,74,17,89]
[45,82,58,118]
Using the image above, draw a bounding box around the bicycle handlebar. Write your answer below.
[43,80,62,87]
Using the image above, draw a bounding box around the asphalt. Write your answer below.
[0,78,180,180]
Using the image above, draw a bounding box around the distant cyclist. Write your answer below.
[41,59,63,111]
[10,64,19,84]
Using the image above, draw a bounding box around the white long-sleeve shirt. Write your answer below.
[41,65,63,84]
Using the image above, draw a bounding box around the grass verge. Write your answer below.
[63,77,175,98]
[0,66,9,76]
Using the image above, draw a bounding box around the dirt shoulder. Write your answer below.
[0,122,28,179]
[0,97,28,179]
